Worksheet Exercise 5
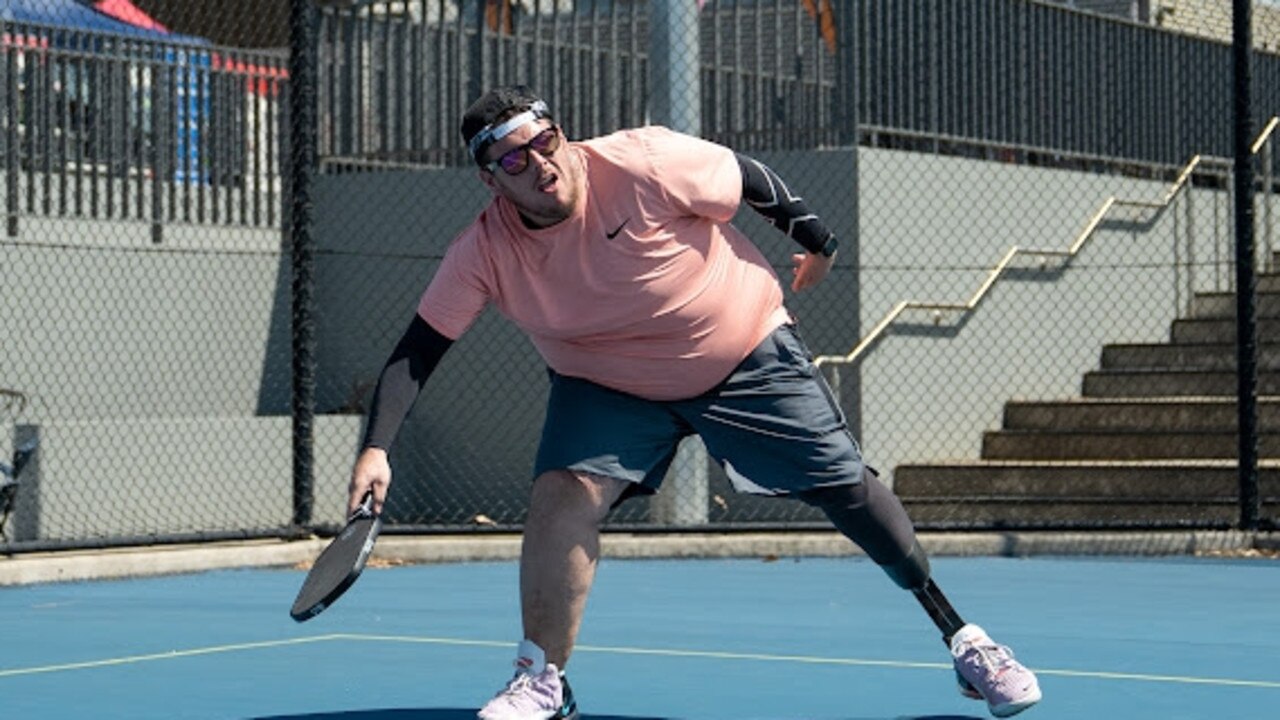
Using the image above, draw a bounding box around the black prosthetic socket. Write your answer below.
[797,469,966,643]
[797,468,921,572]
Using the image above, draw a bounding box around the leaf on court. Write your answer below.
[1195,547,1280,559]
[366,557,407,569]
[472,514,497,526]
[293,560,315,571]
[712,495,728,511]
[761,554,780,563]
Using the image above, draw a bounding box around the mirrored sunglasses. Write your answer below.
[486,126,561,176]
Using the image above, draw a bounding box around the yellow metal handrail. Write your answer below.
[1252,116,1279,155]
[814,117,1280,368]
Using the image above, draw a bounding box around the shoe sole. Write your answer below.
[956,674,1041,717]
[956,672,982,700]
[990,689,1043,718]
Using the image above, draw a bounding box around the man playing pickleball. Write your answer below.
[347,86,1042,719]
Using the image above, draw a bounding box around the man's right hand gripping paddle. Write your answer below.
[290,490,383,623]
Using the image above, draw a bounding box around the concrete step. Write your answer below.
[1100,342,1280,371]
[894,461,1280,528]
[980,429,1280,460]
[1082,369,1280,397]
[1182,292,1280,316]
[1003,397,1280,432]
[901,499,1244,527]
[895,460,1279,496]
[1191,292,1280,318]
[1171,317,1280,343]
[1259,273,1280,293]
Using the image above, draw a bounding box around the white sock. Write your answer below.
[515,639,547,675]
[950,623,989,652]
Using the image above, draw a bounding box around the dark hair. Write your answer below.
[460,85,553,158]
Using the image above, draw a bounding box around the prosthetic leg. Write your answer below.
[800,468,1044,715]
[798,467,966,643]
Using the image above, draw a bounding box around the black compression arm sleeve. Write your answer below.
[736,152,836,254]
[360,315,454,451]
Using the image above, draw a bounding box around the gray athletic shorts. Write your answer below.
[534,323,865,500]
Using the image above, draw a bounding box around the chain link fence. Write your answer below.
[1,1,298,551]
[2,0,1278,552]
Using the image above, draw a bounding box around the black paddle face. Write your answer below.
[290,499,382,622]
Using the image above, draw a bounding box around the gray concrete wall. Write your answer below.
[1,217,292,418]
[856,148,1235,483]
[0,215,357,540]
[309,149,860,525]
[9,416,358,542]
[317,148,1241,509]
[0,145,1247,540]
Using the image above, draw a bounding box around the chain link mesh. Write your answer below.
[2,0,1277,551]
[1,2,295,550]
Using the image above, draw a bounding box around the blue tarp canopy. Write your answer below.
[0,0,205,44]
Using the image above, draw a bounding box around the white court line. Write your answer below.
[0,635,343,678]
[3,632,1278,692]
[331,633,1280,691]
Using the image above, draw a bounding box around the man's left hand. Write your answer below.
[791,251,836,292]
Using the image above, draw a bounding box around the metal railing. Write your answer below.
[4,1,1278,550]
[1,20,289,235]
[816,116,1280,370]
[853,0,1280,168]
[315,1,1280,172]
[1257,116,1279,272]
[315,0,848,168]
[8,2,1277,230]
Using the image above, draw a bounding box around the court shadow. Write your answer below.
[249,710,671,720]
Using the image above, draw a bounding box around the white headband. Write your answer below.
[467,100,552,164]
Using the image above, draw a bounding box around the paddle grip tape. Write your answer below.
[736,153,836,255]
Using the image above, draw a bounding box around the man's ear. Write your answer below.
[478,168,499,194]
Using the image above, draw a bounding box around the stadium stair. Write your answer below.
[895,271,1280,529]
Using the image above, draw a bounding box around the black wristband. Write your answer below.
[817,233,839,257]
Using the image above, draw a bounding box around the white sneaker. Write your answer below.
[477,640,579,720]
[951,623,1042,717]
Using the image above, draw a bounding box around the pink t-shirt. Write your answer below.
[418,125,791,400]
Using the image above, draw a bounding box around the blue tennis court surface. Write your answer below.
[2,555,1277,719]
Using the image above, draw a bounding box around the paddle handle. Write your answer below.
[350,490,376,522]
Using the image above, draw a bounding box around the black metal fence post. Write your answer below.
[289,0,319,529]
[835,0,857,148]
[1232,0,1260,532]
[2,22,17,237]
[151,62,167,244]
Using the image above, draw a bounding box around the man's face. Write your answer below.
[479,121,582,228]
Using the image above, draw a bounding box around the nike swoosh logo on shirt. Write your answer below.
[606,218,630,239]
